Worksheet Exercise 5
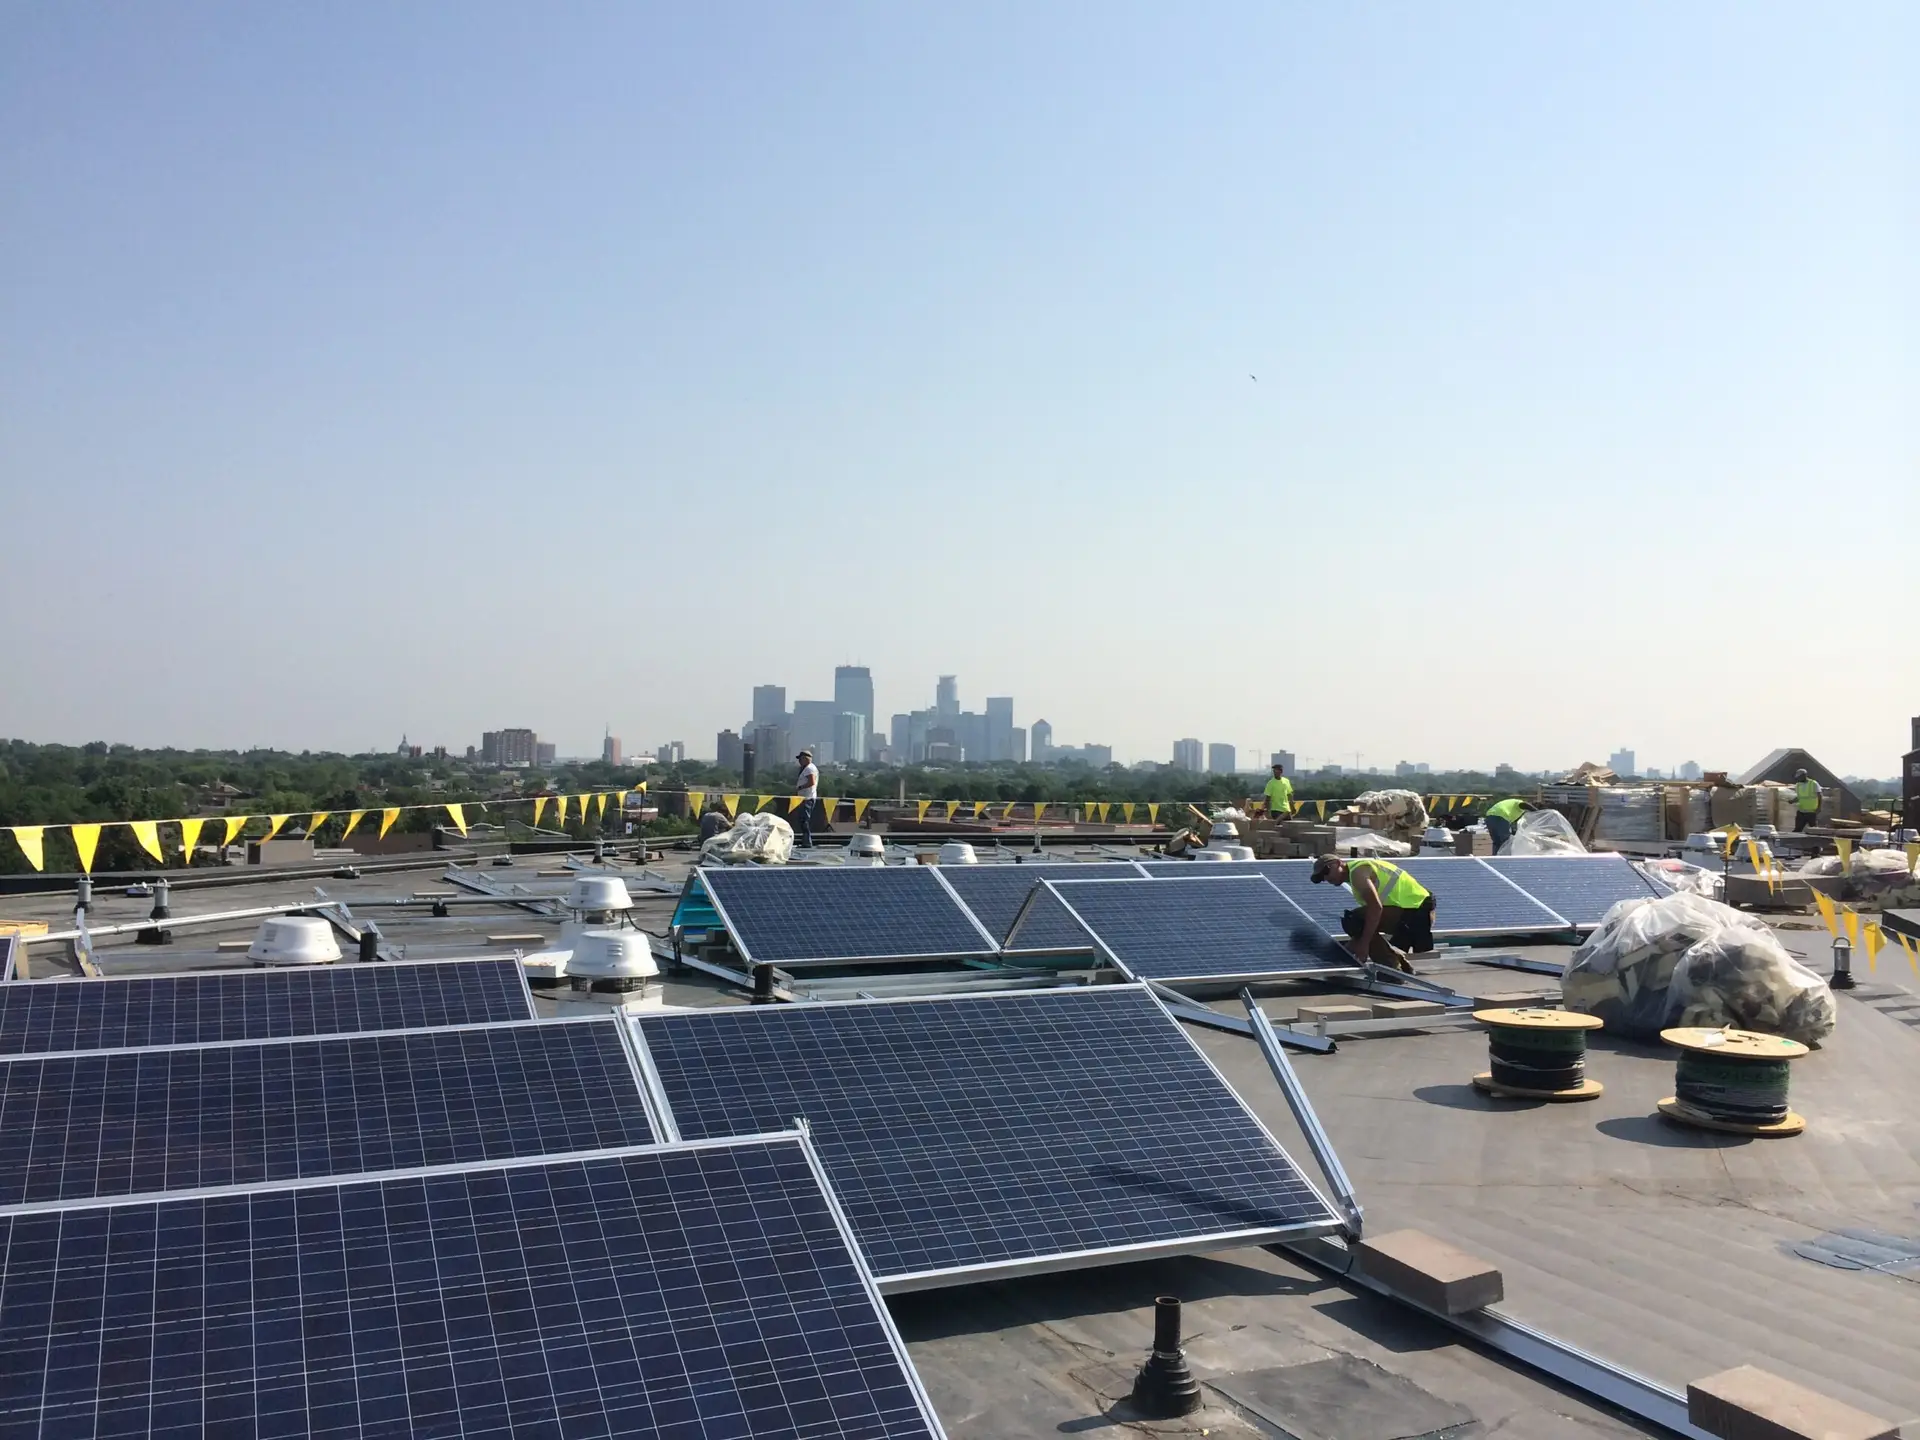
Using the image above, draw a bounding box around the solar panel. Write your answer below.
[1047,875,1355,983]
[634,987,1339,1289]
[0,956,534,1058]
[1401,858,1570,935]
[939,862,1140,952]
[0,1137,944,1440]
[1482,854,1666,928]
[0,1019,655,1208]
[1248,858,1571,939]
[697,865,995,966]
[1135,860,1272,879]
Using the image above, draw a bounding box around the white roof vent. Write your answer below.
[565,930,659,980]
[247,916,342,966]
[567,875,633,913]
[1187,848,1232,863]
[937,842,978,865]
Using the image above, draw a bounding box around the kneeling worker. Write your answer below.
[1482,795,1532,853]
[1310,854,1434,974]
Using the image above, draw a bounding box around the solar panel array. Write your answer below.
[700,866,995,966]
[1048,876,1351,983]
[635,987,1338,1287]
[0,957,534,1057]
[939,863,1136,951]
[0,1138,943,1439]
[1481,854,1667,928]
[0,1019,655,1207]
[1400,858,1570,935]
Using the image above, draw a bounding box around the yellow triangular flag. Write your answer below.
[945,801,961,820]
[307,811,330,838]
[1863,921,1884,971]
[722,793,741,817]
[577,794,592,820]
[1722,824,1741,859]
[556,796,569,824]
[1835,837,1853,874]
[444,804,467,837]
[1763,854,1778,893]
[127,820,164,863]
[71,823,102,874]
[532,796,548,828]
[1034,803,1048,822]
[263,814,290,842]
[596,793,608,819]
[178,817,206,863]
[379,807,402,839]
[757,794,775,812]
[9,826,45,872]
[338,809,365,841]
[1901,933,1920,976]
[1811,888,1840,936]
[1122,803,1136,823]
[1145,804,1157,824]
[1745,839,1763,872]
[819,798,835,823]
[1316,800,1327,819]
[853,799,870,823]
[1906,840,1920,875]
[688,792,704,818]
[615,790,627,811]
[1843,907,1860,947]
[975,801,991,818]
[916,800,931,822]
[788,795,806,812]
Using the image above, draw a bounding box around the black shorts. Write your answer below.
[1342,896,1436,953]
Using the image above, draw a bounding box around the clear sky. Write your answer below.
[3,4,1913,775]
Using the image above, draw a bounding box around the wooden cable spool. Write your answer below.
[1471,1007,1605,1102]
[1657,1027,1808,1137]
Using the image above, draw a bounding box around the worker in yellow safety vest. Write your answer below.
[1262,762,1294,818]
[1310,854,1435,973]
[1792,769,1821,832]
[1483,796,1534,854]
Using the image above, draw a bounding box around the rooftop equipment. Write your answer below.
[246,916,342,967]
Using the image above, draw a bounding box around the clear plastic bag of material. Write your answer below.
[1332,827,1413,857]
[1798,850,1914,879]
[699,812,795,864]
[1670,927,1836,1044]
[1561,893,1766,1039]
[1635,858,1723,899]
[1502,809,1586,857]
[1347,790,1431,841]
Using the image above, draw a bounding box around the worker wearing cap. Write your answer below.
[1792,769,1821,832]
[1262,762,1294,818]
[1310,854,1433,973]
[795,750,820,848]
[1483,796,1532,854]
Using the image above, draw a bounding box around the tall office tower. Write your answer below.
[936,675,959,719]
[752,685,787,727]
[1172,738,1204,771]
[986,697,1014,761]
[1030,720,1053,761]
[1208,743,1236,775]
[833,666,875,751]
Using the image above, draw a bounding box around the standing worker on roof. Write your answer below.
[1262,762,1294,818]
[1792,769,1822,832]
[1483,795,1533,854]
[794,749,820,848]
[1310,854,1433,974]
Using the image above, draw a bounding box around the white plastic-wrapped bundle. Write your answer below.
[1562,891,1834,1044]
[699,812,795,864]
[1502,809,1586,856]
[1636,859,1722,899]
[1346,789,1431,841]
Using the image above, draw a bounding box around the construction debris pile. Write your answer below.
[1562,892,1836,1045]
[700,811,795,864]
[1337,790,1431,842]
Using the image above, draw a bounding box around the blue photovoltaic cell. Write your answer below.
[1254,861,1350,937]
[1049,876,1353,982]
[699,865,993,965]
[0,1019,654,1207]
[1135,861,1270,879]
[1482,855,1666,928]
[0,1138,942,1440]
[1400,858,1569,935]
[637,987,1337,1285]
[0,958,534,1058]
[940,863,1138,951]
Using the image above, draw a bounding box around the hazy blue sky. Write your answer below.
[3,4,1913,774]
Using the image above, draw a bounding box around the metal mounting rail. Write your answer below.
[1281,1235,1711,1440]
[1241,990,1361,1236]
[438,866,565,918]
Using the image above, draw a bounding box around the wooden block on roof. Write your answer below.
[1474,991,1555,1009]
[1295,1003,1373,1025]
[1356,1229,1503,1315]
[1370,999,1447,1019]
[1687,1366,1897,1440]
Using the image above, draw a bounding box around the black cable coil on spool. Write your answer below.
[1673,1053,1791,1126]
[1486,1024,1589,1093]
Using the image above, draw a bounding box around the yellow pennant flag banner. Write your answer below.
[687,792,704,818]
[1811,888,1840,936]
[1316,800,1327,819]
[1721,824,1741,859]
[916,800,931,822]
[1902,934,1920,976]
[178,817,206,862]
[223,815,250,846]
[444,804,468,837]
[1835,837,1854,875]
[854,799,870,823]
[944,801,960,820]
[787,796,805,813]
[577,794,591,819]
[1863,921,1884,971]
[615,791,627,811]
[722,793,741,817]
[975,801,991,819]
[1034,804,1048,823]
[379,807,402,840]
[128,820,164,863]
[8,826,45,872]
[531,796,548,828]
[1145,804,1157,824]
[71,823,102,875]
[307,811,330,837]
[596,793,608,820]
[757,795,775,812]
[1122,804,1136,823]
[340,810,366,842]
[1842,907,1861,947]
[820,799,836,822]
[262,814,290,843]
